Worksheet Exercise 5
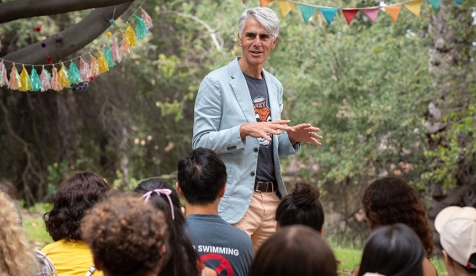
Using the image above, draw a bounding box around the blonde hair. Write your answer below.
[0,191,38,276]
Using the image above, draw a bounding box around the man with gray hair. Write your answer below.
[193,7,322,251]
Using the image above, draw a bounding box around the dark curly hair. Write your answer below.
[275,182,324,232]
[81,194,168,276]
[134,178,200,276]
[362,177,434,258]
[44,171,110,241]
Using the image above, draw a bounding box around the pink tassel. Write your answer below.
[51,67,62,91]
[120,37,131,54]
[111,38,122,63]
[80,57,91,81]
[140,7,153,29]
[40,66,51,91]
[8,63,21,90]
[0,60,8,87]
[89,53,99,77]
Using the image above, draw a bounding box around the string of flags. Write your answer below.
[243,0,462,25]
[0,6,153,92]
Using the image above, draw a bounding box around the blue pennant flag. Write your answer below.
[299,4,318,23]
[427,0,441,9]
[320,7,339,25]
[454,0,461,4]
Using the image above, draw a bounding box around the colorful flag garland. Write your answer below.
[0,6,153,93]
[252,0,462,25]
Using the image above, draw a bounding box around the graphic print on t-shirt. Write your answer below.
[253,96,272,147]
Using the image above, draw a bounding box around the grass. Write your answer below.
[22,213,53,248]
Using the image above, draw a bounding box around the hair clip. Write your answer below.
[142,189,175,220]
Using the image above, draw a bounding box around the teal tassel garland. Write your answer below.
[134,15,148,40]
[67,62,83,85]
[104,45,115,68]
[30,67,43,91]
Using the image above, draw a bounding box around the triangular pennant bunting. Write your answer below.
[404,0,422,17]
[320,7,339,25]
[454,0,461,4]
[260,0,273,7]
[384,5,402,23]
[342,9,359,25]
[278,0,297,18]
[362,7,380,23]
[299,4,318,23]
[427,0,441,10]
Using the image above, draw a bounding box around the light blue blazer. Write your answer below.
[192,58,299,224]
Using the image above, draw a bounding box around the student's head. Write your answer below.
[362,177,433,258]
[275,182,324,232]
[177,147,227,205]
[0,178,17,200]
[44,171,110,241]
[251,225,337,276]
[435,206,476,276]
[357,223,425,276]
[0,190,38,276]
[238,7,280,42]
[134,178,200,276]
[81,194,168,276]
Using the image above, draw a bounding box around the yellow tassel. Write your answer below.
[19,65,31,92]
[59,63,70,88]
[125,24,137,47]
[98,51,109,73]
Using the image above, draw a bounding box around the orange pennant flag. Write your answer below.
[384,5,402,23]
[404,0,421,17]
[260,0,273,7]
[278,0,296,18]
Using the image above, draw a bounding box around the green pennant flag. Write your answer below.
[320,7,339,25]
[427,0,441,9]
[299,4,318,23]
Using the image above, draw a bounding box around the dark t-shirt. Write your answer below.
[185,214,253,276]
[243,72,276,183]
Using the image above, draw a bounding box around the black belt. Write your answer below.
[254,180,276,193]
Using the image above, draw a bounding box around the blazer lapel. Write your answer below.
[229,58,255,123]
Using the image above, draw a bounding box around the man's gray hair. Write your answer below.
[238,7,280,42]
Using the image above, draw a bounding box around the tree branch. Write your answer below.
[0,0,134,24]
[1,2,134,68]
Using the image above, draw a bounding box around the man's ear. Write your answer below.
[271,36,279,49]
[218,185,226,198]
[176,182,184,196]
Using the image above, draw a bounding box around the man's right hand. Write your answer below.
[240,120,294,141]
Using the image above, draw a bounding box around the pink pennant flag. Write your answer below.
[342,9,359,25]
[362,7,380,23]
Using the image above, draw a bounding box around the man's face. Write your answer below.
[238,18,278,70]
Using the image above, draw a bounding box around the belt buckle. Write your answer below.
[255,181,274,193]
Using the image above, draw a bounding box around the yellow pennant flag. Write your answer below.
[384,4,402,23]
[404,0,422,17]
[260,0,273,7]
[278,0,296,18]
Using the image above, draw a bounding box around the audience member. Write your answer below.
[42,172,109,276]
[251,225,337,276]
[357,223,425,276]
[0,190,39,276]
[361,177,437,276]
[275,182,324,232]
[177,148,253,276]
[81,194,168,276]
[134,178,213,276]
[435,206,476,276]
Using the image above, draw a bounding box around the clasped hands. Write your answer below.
[240,120,322,146]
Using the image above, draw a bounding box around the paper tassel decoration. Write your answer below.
[384,5,402,23]
[98,51,109,73]
[342,9,359,25]
[51,67,62,91]
[111,38,122,63]
[362,7,380,23]
[0,60,8,87]
[80,57,91,81]
[125,24,137,47]
[140,7,153,29]
[89,54,100,77]
[30,67,43,91]
[8,64,21,90]
[321,7,339,25]
[59,63,70,88]
[19,65,31,92]
[104,45,115,68]
[404,0,422,17]
[40,66,51,91]
[134,15,148,40]
[299,5,317,23]
[120,37,132,54]
[278,0,296,18]
[68,62,82,85]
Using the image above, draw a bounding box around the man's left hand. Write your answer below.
[287,124,322,146]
